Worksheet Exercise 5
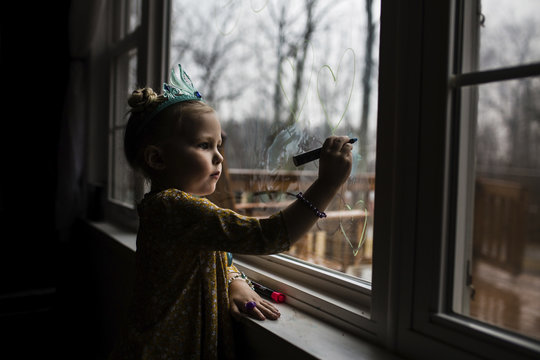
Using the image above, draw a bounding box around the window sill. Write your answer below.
[233,300,400,360]
[88,220,402,360]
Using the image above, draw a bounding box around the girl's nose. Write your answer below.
[213,148,224,164]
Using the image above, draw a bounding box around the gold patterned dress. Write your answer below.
[110,189,290,359]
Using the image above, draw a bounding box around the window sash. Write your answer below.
[107,0,140,210]
[399,0,540,358]
[106,0,168,219]
[161,0,388,340]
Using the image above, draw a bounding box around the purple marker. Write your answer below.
[293,138,357,166]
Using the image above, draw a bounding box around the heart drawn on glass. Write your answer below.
[278,43,314,124]
[316,48,356,134]
[340,200,368,257]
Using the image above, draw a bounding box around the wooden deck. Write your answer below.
[470,176,540,341]
[471,251,540,342]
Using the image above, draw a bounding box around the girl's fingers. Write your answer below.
[326,136,351,153]
[340,142,353,153]
[251,307,266,321]
[327,137,340,152]
[242,300,266,320]
[257,300,280,320]
[329,136,345,152]
[236,299,281,321]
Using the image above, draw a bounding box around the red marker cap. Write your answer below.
[271,292,286,303]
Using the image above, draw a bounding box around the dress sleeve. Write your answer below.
[226,263,241,276]
[147,189,291,254]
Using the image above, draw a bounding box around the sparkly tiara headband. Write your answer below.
[145,64,203,121]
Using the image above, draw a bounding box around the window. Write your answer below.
[108,0,142,210]
[393,0,540,359]
[110,49,138,207]
[106,0,168,226]
[168,0,380,333]
[452,0,540,344]
[98,0,540,357]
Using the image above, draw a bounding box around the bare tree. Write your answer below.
[286,0,317,126]
[266,0,328,151]
[269,3,290,125]
[169,3,244,107]
[477,17,540,169]
[358,0,376,171]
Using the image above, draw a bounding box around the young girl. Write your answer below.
[110,65,353,359]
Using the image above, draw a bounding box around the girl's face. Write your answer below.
[161,111,224,196]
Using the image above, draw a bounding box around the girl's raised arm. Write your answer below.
[280,136,353,244]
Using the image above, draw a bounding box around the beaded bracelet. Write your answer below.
[227,271,255,290]
[290,192,327,218]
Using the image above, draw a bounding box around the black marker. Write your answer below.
[293,138,358,166]
[252,281,286,303]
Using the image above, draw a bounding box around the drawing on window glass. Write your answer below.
[171,0,379,280]
[317,48,356,134]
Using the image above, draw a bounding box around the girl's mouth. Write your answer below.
[211,171,221,179]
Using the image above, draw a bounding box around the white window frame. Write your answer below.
[392,0,540,359]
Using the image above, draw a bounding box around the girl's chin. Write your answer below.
[190,186,216,197]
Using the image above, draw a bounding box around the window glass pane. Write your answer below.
[112,129,135,206]
[110,49,138,206]
[456,77,540,341]
[170,0,380,282]
[479,0,540,70]
[127,0,141,34]
[114,50,138,127]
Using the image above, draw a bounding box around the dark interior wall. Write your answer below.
[0,2,70,293]
[0,2,71,358]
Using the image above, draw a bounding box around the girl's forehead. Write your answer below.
[178,112,221,138]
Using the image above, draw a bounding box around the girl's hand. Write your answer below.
[228,279,281,321]
[318,136,353,190]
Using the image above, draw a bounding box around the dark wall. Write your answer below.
[0,2,71,358]
[0,2,70,293]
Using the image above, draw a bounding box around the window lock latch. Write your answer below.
[466,260,476,300]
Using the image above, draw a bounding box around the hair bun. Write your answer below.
[128,88,163,113]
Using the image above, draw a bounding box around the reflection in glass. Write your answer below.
[479,0,540,70]
[464,77,540,341]
[170,0,380,281]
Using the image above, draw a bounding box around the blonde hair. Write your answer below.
[124,87,215,178]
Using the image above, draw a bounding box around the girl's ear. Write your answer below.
[144,145,166,171]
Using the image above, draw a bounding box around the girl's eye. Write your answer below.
[198,142,209,149]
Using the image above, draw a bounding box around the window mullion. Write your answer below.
[138,0,168,90]
[452,62,540,87]
[450,0,479,316]
[109,29,140,58]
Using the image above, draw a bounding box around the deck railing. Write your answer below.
[208,168,375,275]
[210,168,529,277]
[473,178,528,275]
